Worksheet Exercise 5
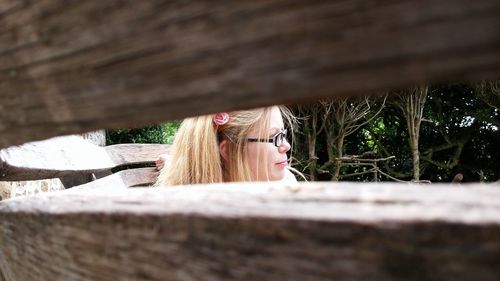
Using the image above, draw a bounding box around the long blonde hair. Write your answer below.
[155,106,296,186]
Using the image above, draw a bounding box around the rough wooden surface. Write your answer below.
[72,167,159,189]
[1,0,500,148]
[104,143,170,167]
[0,136,113,180]
[0,182,499,281]
[0,132,105,199]
[0,135,169,181]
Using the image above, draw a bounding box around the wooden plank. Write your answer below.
[0,136,114,180]
[73,167,159,189]
[0,135,169,181]
[0,182,499,281]
[1,0,500,148]
[103,144,170,166]
[108,167,159,188]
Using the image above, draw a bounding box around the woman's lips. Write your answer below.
[276,160,288,166]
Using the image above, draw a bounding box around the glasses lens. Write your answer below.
[275,129,287,147]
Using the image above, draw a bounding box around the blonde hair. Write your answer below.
[155,106,296,186]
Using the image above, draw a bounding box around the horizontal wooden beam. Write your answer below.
[71,167,159,189]
[0,135,169,181]
[104,143,170,167]
[1,0,500,148]
[0,182,500,281]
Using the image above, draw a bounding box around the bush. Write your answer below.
[106,121,181,145]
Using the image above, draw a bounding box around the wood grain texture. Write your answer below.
[73,167,159,189]
[0,135,113,180]
[0,182,500,281]
[0,135,169,181]
[104,143,170,166]
[112,167,159,187]
[1,0,500,148]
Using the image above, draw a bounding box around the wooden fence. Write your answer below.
[1,1,500,280]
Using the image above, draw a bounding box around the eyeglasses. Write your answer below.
[247,129,288,147]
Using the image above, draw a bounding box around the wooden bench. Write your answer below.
[0,135,170,190]
[1,1,500,280]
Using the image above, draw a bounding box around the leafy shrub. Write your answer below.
[106,121,181,145]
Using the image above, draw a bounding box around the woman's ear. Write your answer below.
[219,139,229,162]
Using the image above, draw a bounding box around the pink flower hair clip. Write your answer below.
[213,112,229,126]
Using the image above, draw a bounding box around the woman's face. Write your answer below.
[246,106,291,181]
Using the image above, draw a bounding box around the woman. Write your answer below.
[155,105,299,186]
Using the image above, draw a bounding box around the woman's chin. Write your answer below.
[270,171,285,181]
[251,170,285,181]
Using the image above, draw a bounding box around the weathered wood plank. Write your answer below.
[108,167,159,188]
[1,0,500,148]
[0,135,113,180]
[0,182,499,281]
[104,143,170,167]
[0,135,169,181]
[72,167,159,189]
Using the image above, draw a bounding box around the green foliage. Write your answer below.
[106,121,181,145]
[292,82,499,182]
[161,121,182,144]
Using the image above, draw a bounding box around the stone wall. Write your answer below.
[0,179,64,200]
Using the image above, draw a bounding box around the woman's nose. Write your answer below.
[278,138,291,153]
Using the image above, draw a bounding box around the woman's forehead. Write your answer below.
[269,106,284,129]
[246,106,284,136]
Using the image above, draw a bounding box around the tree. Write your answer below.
[475,80,500,111]
[362,83,499,182]
[324,96,387,181]
[292,96,386,181]
[391,86,428,181]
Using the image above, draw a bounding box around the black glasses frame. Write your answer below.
[247,129,288,147]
